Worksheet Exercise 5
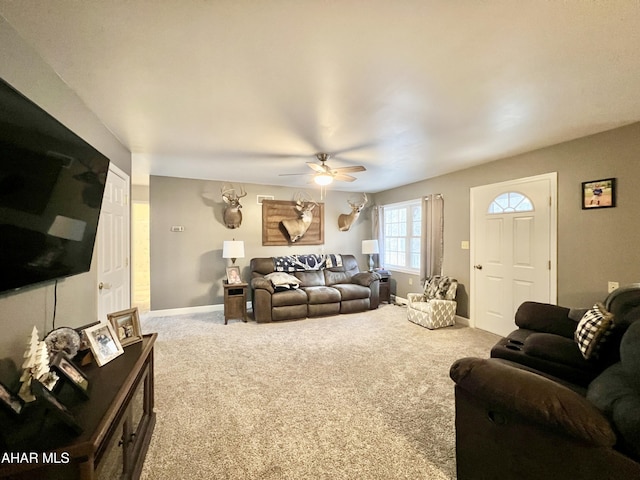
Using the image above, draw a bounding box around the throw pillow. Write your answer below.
[575,302,615,360]
[423,276,457,300]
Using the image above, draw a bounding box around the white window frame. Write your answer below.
[381,199,421,274]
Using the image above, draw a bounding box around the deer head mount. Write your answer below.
[338,193,368,232]
[281,192,318,243]
[221,184,247,229]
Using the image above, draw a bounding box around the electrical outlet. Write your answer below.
[461,241,469,250]
[408,278,413,286]
[608,281,619,293]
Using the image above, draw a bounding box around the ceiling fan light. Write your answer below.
[314,173,333,186]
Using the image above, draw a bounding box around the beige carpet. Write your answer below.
[140,305,499,479]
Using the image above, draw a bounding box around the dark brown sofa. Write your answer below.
[490,285,640,387]
[250,254,380,323]
[449,285,640,480]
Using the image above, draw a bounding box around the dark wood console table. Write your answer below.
[0,333,157,480]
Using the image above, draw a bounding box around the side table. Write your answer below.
[377,270,391,304]
[223,282,248,324]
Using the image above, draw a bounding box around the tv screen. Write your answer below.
[0,78,110,294]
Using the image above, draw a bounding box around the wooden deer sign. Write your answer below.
[338,193,368,232]
[281,192,317,242]
[221,184,247,229]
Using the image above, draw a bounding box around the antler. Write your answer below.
[221,184,247,200]
[348,192,368,208]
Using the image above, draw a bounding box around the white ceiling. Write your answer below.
[2,1,640,192]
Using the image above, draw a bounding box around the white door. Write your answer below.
[97,164,130,321]
[470,173,557,336]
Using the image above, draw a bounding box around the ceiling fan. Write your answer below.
[280,153,366,186]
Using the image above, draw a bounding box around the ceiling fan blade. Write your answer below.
[278,173,311,176]
[331,165,366,174]
[307,162,326,173]
[333,174,357,182]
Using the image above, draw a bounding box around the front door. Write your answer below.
[97,164,130,321]
[471,173,557,336]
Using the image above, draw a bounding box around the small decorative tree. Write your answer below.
[18,326,57,402]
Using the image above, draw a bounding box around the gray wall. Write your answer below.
[374,122,640,316]
[0,19,131,364]
[149,176,373,310]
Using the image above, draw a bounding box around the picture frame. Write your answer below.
[582,178,616,209]
[84,322,124,367]
[76,321,100,351]
[107,307,143,347]
[0,381,24,416]
[51,353,89,397]
[31,380,82,434]
[226,266,242,284]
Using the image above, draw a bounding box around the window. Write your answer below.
[382,200,421,273]
[488,192,534,214]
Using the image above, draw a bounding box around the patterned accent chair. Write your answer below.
[407,276,458,329]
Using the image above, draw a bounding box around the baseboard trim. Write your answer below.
[145,303,229,318]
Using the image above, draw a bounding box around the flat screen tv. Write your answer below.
[0,78,110,294]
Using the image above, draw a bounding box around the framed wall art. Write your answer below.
[582,178,616,209]
[84,323,124,367]
[108,307,143,347]
[262,199,324,246]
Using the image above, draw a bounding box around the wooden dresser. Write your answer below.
[0,333,157,480]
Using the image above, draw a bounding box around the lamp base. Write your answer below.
[368,254,374,271]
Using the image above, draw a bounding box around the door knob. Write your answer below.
[98,282,112,290]
[474,265,483,270]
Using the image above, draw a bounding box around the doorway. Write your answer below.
[96,164,131,321]
[470,173,557,336]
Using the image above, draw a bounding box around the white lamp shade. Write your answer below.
[362,239,379,255]
[222,240,245,259]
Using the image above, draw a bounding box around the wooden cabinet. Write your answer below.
[223,282,248,324]
[0,334,156,480]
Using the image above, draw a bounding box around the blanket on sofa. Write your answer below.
[273,254,342,272]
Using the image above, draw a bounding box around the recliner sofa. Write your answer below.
[250,254,380,323]
[449,285,640,480]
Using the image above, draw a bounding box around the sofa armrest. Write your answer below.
[251,277,274,294]
[407,293,424,304]
[450,357,616,447]
[515,301,578,338]
[351,271,379,287]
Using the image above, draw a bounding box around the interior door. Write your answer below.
[471,173,557,336]
[97,164,130,321]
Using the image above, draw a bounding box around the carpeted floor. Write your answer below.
[140,305,499,479]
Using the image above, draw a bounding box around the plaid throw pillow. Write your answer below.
[574,302,615,360]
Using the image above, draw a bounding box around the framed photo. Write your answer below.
[582,178,616,209]
[31,380,82,434]
[107,307,143,347]
[51,353,89,397]
[84,323,124,367]
[0,381,24,416]
[226,266,242,284]
[76,321,100,351]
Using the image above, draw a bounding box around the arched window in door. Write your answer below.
[488,192,534,214]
